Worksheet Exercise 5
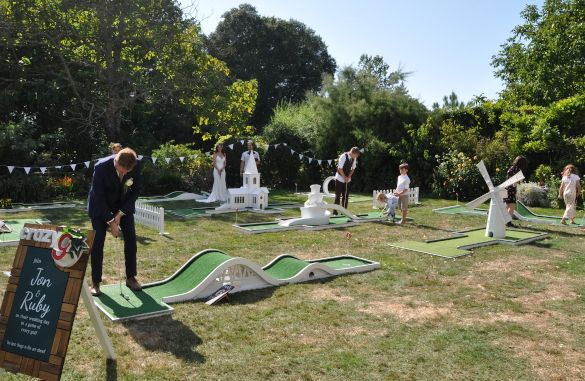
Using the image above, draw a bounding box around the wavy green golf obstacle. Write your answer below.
[389,228,548,258]
[93,249,379,321]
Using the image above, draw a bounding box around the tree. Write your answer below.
[492,0,585,106]
[0,0,257,149]
[206,4,336,128]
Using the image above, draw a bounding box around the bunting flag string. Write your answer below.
[0,139,364,175]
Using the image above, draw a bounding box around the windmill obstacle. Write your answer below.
[389,160,547,257]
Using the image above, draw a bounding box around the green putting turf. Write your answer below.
[94,249,379,321]
[0,219,47,245]
[165,201,301,218]
[234,212,389,233]
[390,228,548,258]
[433,205,487,216]
[264,255,310,279]
[515,202,585,226]
[312,256,372,270]
[95,250,232,320]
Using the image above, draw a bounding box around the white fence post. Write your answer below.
[134,201,166,235]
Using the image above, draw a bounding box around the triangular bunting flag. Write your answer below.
[55,166,62,169]
[165,158,171,164]
[70,163,77,171]
[228,144,234,150]
[298,154,303,160]
[283,143,287,146]
[152,157,158,164]
[328,160,332,165]
[205,151,211,156]
[179,157,185,162]
[308,158,313,164]
[240,140,245,145]
[24,167,31,174]
[290,149,295,155]
[84,161,90,168]
[191,154,198,159]
[318,160,322,165]
[275,143,280,148]
[138,155,144,160]
[40,167,47,174]
[360,148,365,153]
[8,166,14,174]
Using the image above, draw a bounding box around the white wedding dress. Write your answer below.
[203,155,228,203]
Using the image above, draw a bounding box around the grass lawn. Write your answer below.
[1,194,585,380]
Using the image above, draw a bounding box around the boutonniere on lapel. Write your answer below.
[123,178,134,194]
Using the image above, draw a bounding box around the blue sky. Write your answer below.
[182,0,544,107]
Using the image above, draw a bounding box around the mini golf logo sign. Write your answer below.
[50,228,89,268]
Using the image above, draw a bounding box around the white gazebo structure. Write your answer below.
[215,153,269,211]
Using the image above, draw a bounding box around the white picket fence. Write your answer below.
[134,201,166,234]
[372,187,420,208]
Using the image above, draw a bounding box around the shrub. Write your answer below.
[533,164,553,185]
[0,198,12,209]
[146,142,211,195]
[517,182,548,207]
[432,150,483,201]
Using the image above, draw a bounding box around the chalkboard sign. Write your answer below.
[0,224,94,381]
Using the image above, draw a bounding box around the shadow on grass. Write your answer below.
[106,358,117,381]
[225,287,276,305]
[123,316,205,363]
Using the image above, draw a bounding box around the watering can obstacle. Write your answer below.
[466,161,525,238]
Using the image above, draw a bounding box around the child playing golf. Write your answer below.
[377,192,399,221]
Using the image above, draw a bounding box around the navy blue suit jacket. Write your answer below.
[87,157,142,222]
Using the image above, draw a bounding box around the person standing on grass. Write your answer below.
[87,147,143,296]
[394,163,410,225]
[333,147,360,213]
[240,140,260,184]
[504,155,528,227]
[559,164,581,225]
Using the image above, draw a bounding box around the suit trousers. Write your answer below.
[90,214,137,284]
[334,180,351,209]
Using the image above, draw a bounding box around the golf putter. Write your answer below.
[115,227,130,301]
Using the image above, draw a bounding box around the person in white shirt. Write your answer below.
[240,140,260,181]
[394,163,411,224]
[334,147,360,212]
[376,192,399,221]
[559,164,581,225]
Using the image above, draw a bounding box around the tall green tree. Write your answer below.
[492,0,585,106]
[0,0,257,152]
[206,4,336,129]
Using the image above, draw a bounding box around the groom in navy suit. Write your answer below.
[88,147,142,296]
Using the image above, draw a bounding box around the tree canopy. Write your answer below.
[492,0,585,106]
[206,4,336,129]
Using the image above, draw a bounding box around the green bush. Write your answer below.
[432,150,484,201]
[517,182,548,207]
[0,198,12,209]
[146,142,211,195]
[533,164,553,185]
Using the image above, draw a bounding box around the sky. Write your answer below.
[181,0,544,107]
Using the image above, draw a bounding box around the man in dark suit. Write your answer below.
[87,147,142,296]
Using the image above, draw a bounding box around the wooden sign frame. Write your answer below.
[0,224,94,381]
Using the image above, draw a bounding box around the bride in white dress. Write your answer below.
[203,144,229,203]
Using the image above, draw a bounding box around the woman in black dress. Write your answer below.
[504,155,528,226]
